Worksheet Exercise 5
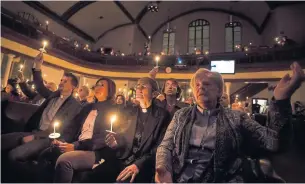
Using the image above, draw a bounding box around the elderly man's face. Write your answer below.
[193,74,220,108]
[135,81,152,103]
[220,93,229,107]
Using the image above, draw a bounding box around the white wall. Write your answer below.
[262,4,305,45]
[93,25,135,54]
[151,11,262,54]
[132,26,148,54]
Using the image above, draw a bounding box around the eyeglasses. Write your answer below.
[135,84,150,90]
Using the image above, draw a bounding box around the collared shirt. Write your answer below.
[78,110,98,141]
[39,95,69,131]
[177,105,218,183]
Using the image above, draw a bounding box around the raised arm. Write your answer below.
[32,52,53,98]
[17,71,38,99]
[240,98,292,153]
[241,62,304,153]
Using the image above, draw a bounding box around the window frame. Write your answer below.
[225,21,242,52]
[187,19,210,54]
[162,30,175,55]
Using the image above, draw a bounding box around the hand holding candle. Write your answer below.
[39,40,48,53]
[19,64,24,72]
[49,121,61,139]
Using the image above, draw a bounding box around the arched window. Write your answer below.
[162,31,175,55]
[188,19,210,54]
[225,21,242,52]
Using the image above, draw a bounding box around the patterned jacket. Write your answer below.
[156,98,292,182]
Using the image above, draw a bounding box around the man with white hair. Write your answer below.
[155,62,304,183]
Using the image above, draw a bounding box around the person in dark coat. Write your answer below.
[154,78,187,118]
[1,78,21,102]
[1,52,82,175]
[155,62,304,183]
[85,77,171,183]
[38,77,119,183]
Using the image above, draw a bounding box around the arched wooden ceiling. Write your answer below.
[2,1,304,43]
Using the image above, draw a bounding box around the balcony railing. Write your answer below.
[2,7,305,68]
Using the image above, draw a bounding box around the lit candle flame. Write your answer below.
[42,40,48,50]
[155,56,160,67]
[54,121,59,127]
[110,115,117,124]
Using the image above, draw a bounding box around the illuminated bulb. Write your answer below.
[119,88,122,92]
[86,83,89,86]
[32,85,35,90]
[75,93,79,97]
[121,53,125,56]
[275,37,279,42]
[236,94,239,98]
[246,96,249,99]
[148,36,151,39]
[19,64,24,70]
[205,51,209,55]
[194,48,197,51]
[249,42,252,45]
[43,74,47,77]
[188,89,192,93]
[46,21,49,25]
[26,79,29,82]
[123,88,126,92]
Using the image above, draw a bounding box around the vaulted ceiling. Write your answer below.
[1,1,304,43]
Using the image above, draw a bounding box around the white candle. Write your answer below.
[53,121,59,134]
[155,56,160,67]
[110,115,117,132]
[42,41,48,50]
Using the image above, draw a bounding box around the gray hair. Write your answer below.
[190,68,224,97]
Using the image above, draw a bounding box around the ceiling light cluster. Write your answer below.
[148,2,158,12]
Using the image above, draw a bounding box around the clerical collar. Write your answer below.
[140,105,152,113]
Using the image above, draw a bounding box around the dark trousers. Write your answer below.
[85,151,154,183]
[1,132,50,182]
[1,132,50,161]
[38,146,96,183]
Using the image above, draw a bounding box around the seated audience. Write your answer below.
[39,77,117,183]
[155,62,303,183]
[86,87,96,103]
[155,78,186,118]
[1,78,21,102]
[219,92,230,108]
[17,71,57,105]
[77,85,90,106]
[1,52,82,179]
[86,77,171,183]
